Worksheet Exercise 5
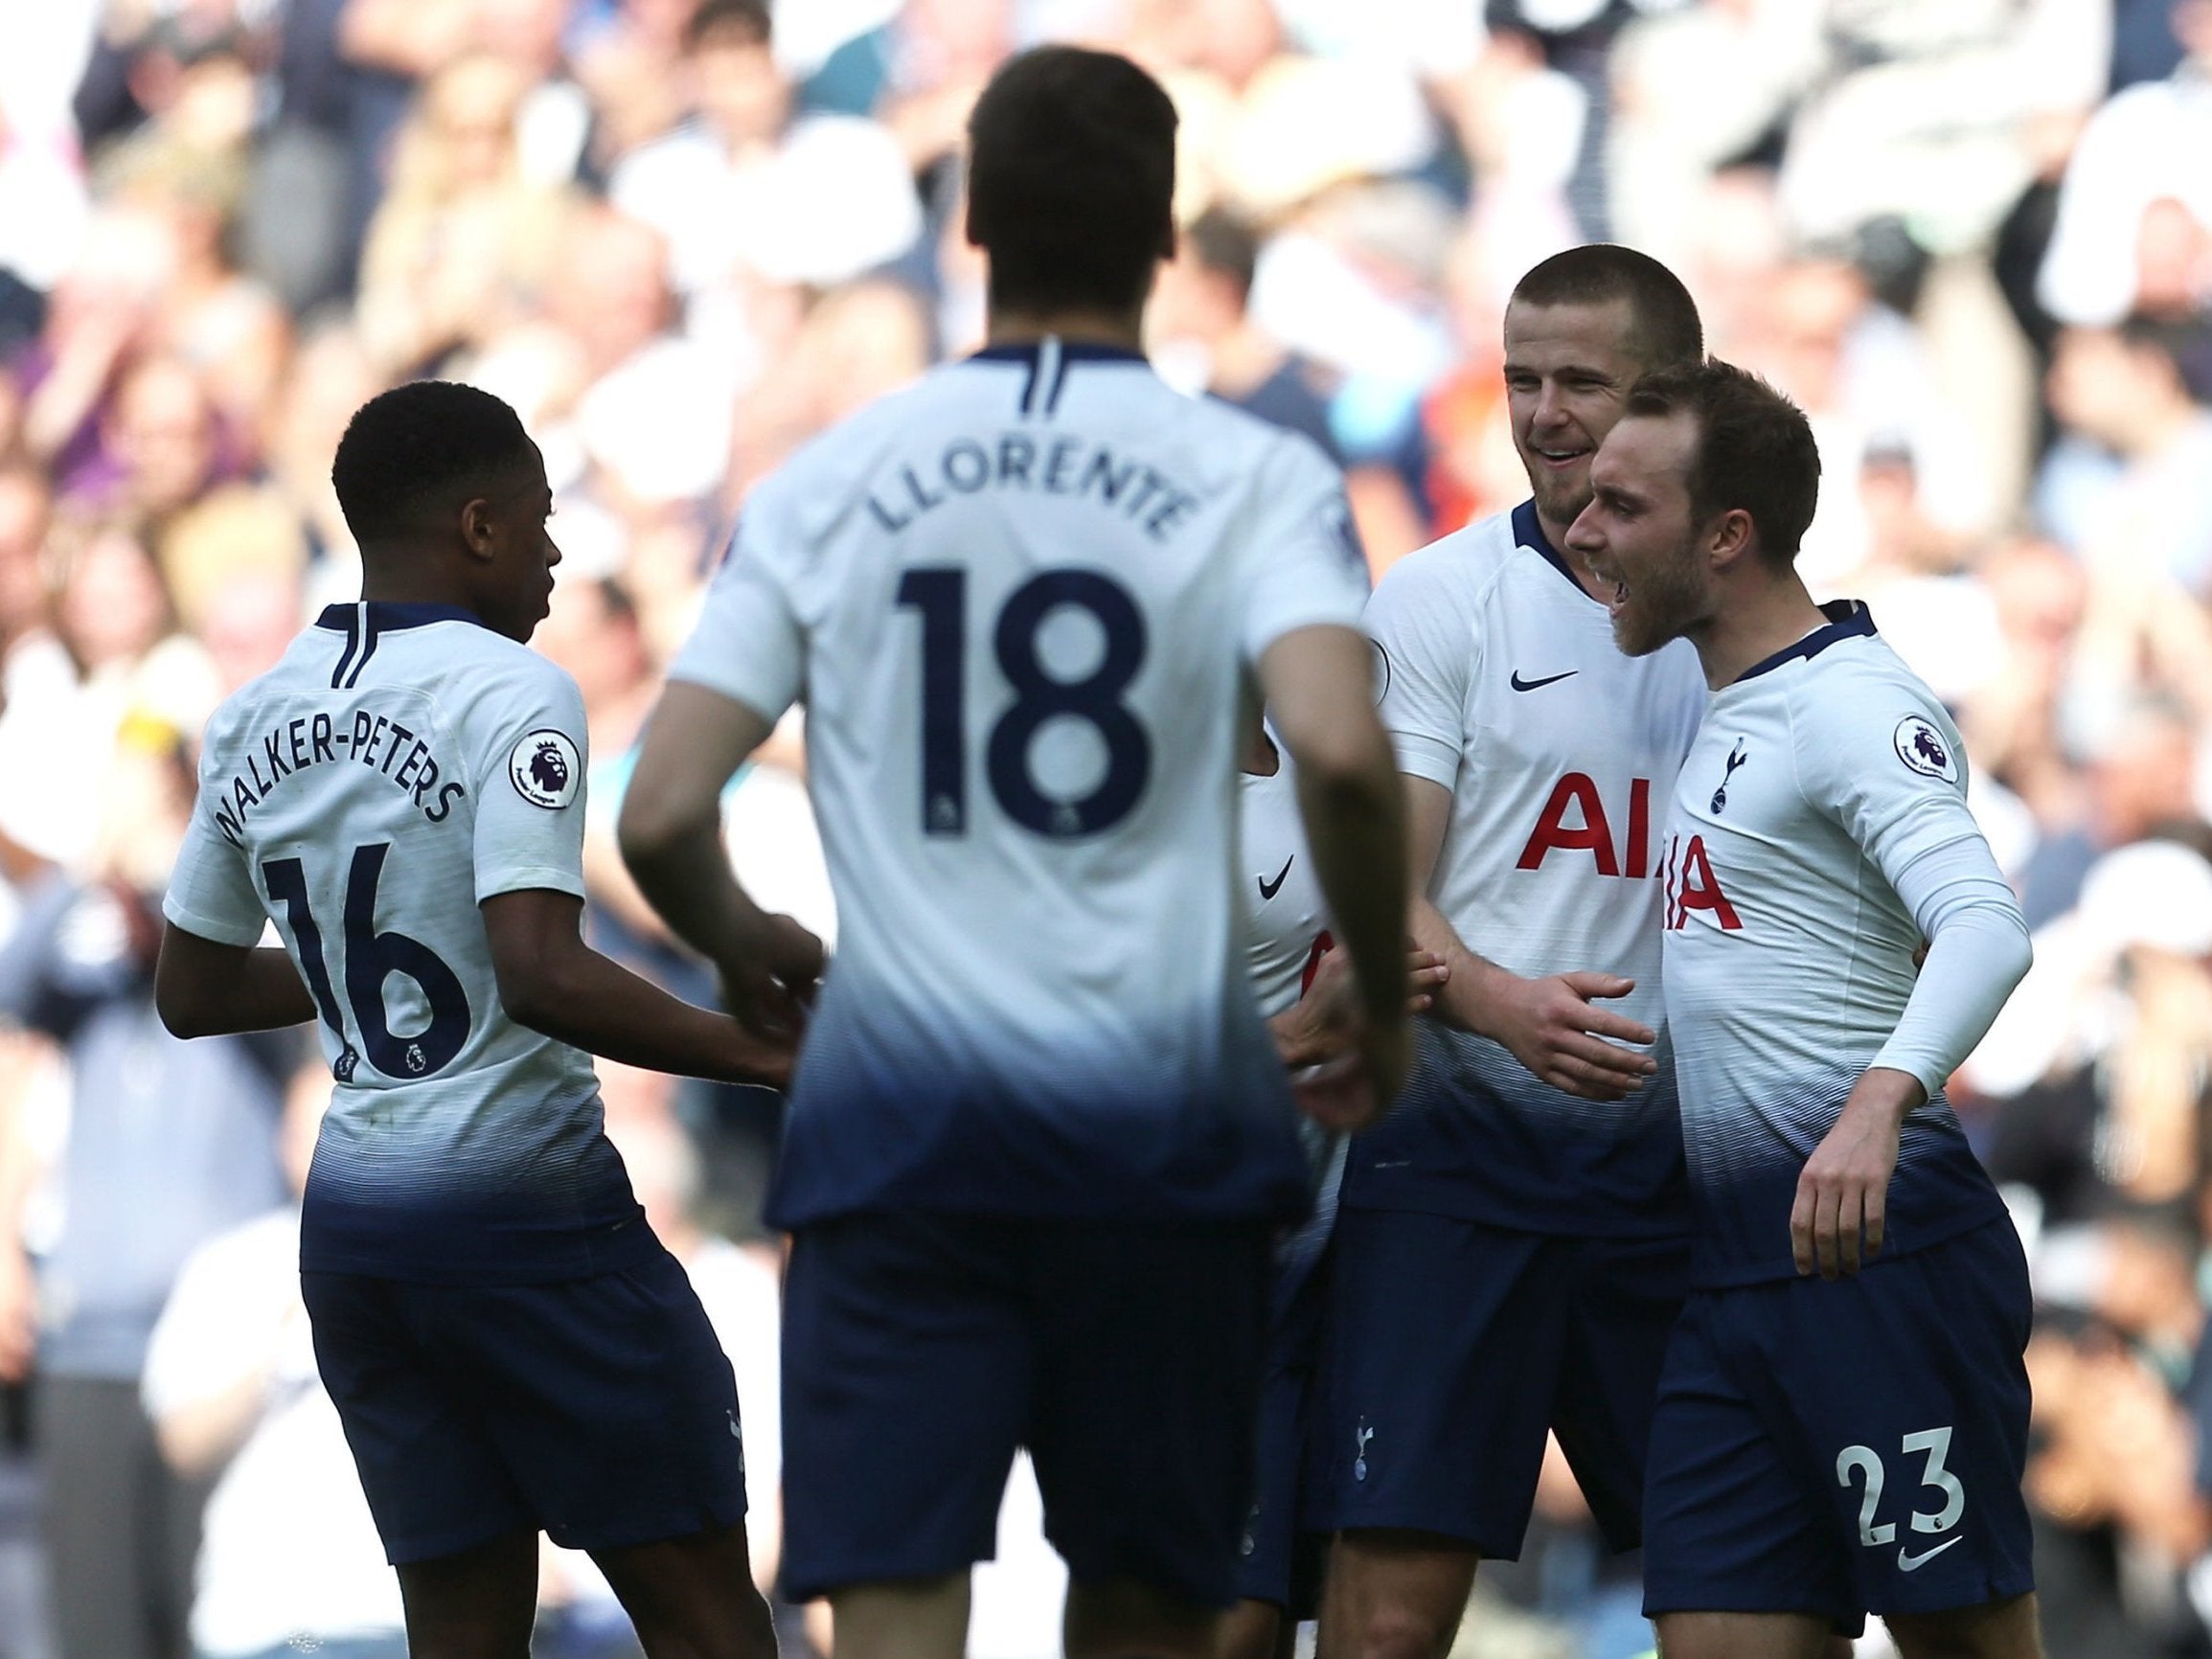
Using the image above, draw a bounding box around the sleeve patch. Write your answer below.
[508,730,582,809]
[1893,716,1959,784]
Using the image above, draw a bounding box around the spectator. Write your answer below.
[0,718,293,1659]
[139,1065,406,1659]
[606,0,922,359]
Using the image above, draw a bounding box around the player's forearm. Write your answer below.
[1295,746,1410,1028]
[154,936,317,1038]
[1408,898,1502,1034]
[498,938,766,1084]
[616,815,779,972]
[1874,848,2034,1095]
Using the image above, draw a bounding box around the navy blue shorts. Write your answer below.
[1311,1208,1689,1556]
[779,1211,1273,1607]
[1234,1266,1327,1613]
[1642,1218,2035,1635]
[302,1243,748,1564]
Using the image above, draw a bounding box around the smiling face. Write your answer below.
[1502,295,1646,537]
[1567,410,1716,658]
[465,447,561,643]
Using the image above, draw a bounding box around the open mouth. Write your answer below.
[1533,445,1589,468]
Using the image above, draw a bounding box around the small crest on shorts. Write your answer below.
[1893,716,1958,784]
[509,729,582,809]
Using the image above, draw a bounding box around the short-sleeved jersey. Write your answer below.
[1236,742,1342,1306]
[1341,502,1705,1238]
[164,602,645,1284]
[669,339,1369,1228]
[1659,603,2011,1287]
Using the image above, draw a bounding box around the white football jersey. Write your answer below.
[1235,739,1343,1301]
[164,603,644,1283]
[670,338,1369,1225]
[1660,603,2011,1285]
[1344,502,1706,1237]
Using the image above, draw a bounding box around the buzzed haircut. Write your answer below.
[967,46,1177,318]
[1512,243,1704,372]
[331,381,536,547]
[1624,359,1821,563]
[1185,205,1260,301]
[685,0,770,51]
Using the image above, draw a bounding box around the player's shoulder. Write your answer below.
[1775,605,1963,778]
[1370,507,1517,613]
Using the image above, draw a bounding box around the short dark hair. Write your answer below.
[967,46,1177,317]
[1511,243,1704,372]
[331,381,536,547]
[685,0,770,51]
[1624,359,1820,562]
[1185,205,1259,301]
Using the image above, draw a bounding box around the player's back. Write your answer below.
[675,340,1368,1229]
[166,604,642,1284]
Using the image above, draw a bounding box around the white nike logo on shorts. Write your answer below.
[1898,1536,1963,1572]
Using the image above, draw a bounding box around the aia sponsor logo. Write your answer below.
[1516,773,1654,877]
[1662,832,1742,931]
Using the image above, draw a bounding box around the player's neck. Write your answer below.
[357,558,477,617]
[985,305,1147,354]
[1691,572,1827,690]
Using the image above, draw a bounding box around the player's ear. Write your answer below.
[458,495,499,560]
[1706,506,1754,571]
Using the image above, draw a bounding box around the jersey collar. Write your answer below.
[1732,599,1877,685]
[969,338,1150,367]
[1511,499,1593,601]
[313,602,484,633]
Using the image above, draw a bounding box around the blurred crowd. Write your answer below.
[3,0,2212,1654]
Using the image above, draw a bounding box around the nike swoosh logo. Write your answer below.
[1258,856,1294,901]
[1510,670,1578,693]
[1898,1536,1964,1572]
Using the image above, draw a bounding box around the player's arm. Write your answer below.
[1792,704,2033,1280]
[480,888,796,1086]
[153,926,317,1038]
[1257,624,1411,1125]
[1267,943,1448,1072]
[616,682,824,1039]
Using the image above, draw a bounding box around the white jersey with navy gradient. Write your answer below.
[1341,502,1707,1237]
[670,338,1369,1227]
[164,602,643,1284]
[1660,602,2018,1286]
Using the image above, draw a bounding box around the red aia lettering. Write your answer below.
[1516,774,1652,877]
[1298,930,1336,998]
[1665,833,1742,931]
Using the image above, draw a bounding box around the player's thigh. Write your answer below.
[300,1270,536,1564]
[1310,1207,1569,1553]
[1761,1223,2035,1625]
[780,1210,1031,1602]
[430,1246,752,1557]
[1318,1529,1482,1659]
[393,1528,539,1659]
[1652,1610,1837,1659]
[589,1521,775,1659]
[1641,1290,1862,1639]
[1024,1217,1273,1613]
[1063,1574,1220,1659]
[1886,1589,2043,1659]
[1552,1232,1692,1551]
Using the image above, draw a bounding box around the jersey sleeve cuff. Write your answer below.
[159,894,267,948]
[1390,730,1460,788]
[662,664,794,730]
[474,868,590,905]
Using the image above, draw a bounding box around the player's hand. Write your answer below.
[1292,1011,1411,1134]
[717,914,826,1046]
[1478,969,1656,1101]
[711,1017,800,1091]
[1272,945,1447,1070]
[1790,1069,1920,1279]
